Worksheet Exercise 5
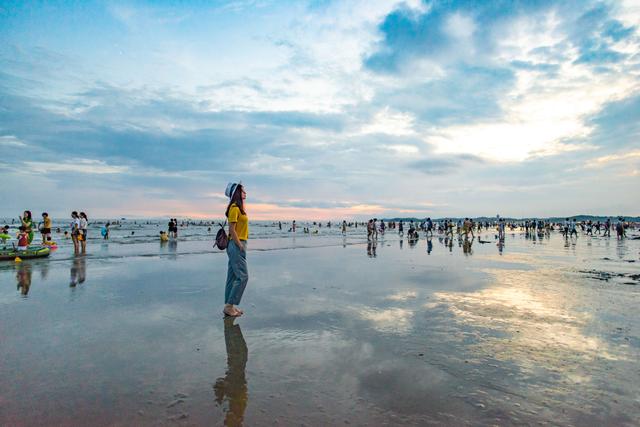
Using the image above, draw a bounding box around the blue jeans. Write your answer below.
[225,240,248,305]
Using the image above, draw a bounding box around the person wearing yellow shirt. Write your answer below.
[41,212,52,243]
[223,182,249,317]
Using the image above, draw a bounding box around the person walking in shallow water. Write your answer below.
[223,182,249,317]
[79,212,88,253]
[70,211,80,254]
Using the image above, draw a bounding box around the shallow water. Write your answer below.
[0,218,364,247]
[1,230,639,426]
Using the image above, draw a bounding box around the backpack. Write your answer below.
[214,220,228,250]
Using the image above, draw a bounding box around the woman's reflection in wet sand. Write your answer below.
[70,255,87,287]
[214,317,248,427]
[16,262,32,295]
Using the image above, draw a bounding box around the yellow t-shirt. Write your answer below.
[228,203,249,240]
[44,217,52,228]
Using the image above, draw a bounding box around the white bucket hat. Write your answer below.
[225,182,241,199]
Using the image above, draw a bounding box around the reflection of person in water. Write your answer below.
[426,237,433,255]
[408,236,418,248]
[214,317,248,427]
[444,236,453,252]
[367,240,377,258]
[70,256,87,287]
[463,237,474,255]
[17,263,32,295]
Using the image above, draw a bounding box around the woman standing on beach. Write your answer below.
[223,182,249,317]
[19,210,34,244]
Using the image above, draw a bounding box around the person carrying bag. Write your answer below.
[221,182,249,317]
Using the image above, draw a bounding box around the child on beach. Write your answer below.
[101,222,110,240]
[1,225,10,243]
[160,231,169,242]
[17,226,29,250]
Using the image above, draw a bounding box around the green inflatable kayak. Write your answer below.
[0,245,51,261]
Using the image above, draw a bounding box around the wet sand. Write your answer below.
[1,231,639,426]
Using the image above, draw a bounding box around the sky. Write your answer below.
[0,0,639,220]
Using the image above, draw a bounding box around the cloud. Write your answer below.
[364,0,640,161]
[360,108,417,136]
[585,150,640,168]
[0,0,638,218]
[583,94,640,149]
[364,0,558,73]
[0,135,26,147]
[407,154,484,175]
[24,159,131,175]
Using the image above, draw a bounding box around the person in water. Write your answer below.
[159,231,169,242]
[223,182,249,317]
[616,217,626,239]
[79,212,88,253]
[167,219,174,238]
[41,212,52,243]
[101,222,110,240]
[17,226,29,250]
[19,210,34,244]
[70,211,80,254]
[1,225,10,243]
